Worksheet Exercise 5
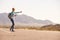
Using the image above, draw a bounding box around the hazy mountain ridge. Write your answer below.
[0,13,53,26]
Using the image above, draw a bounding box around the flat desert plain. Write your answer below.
[0,28,60,40]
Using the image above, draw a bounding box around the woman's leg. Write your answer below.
[10,18,15,31]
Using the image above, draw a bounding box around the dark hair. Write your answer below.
[12,8,15,11]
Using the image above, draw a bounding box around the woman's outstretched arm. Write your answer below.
[15,11,22,13]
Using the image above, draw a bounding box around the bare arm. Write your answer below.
[13,11,22,17]
[15,11,22,13]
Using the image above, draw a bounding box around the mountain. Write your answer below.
[0,13,53,26]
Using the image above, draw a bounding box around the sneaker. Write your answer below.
[11,29,15,32]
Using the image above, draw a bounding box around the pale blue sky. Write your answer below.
[0,0,60,24]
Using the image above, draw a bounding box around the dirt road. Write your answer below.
[0,28,60,40]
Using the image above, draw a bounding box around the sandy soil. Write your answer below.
[0,28,60,40]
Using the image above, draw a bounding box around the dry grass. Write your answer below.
[0,24,60,31]
[40,24,60,31]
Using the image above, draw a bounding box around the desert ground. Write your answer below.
[0,28,60,40]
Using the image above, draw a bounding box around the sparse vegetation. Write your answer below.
[40,24,60,31]
[0,24,60,31]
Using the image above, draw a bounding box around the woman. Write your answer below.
[8,8,22,32]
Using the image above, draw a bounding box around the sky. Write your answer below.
[0,0,60,24]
